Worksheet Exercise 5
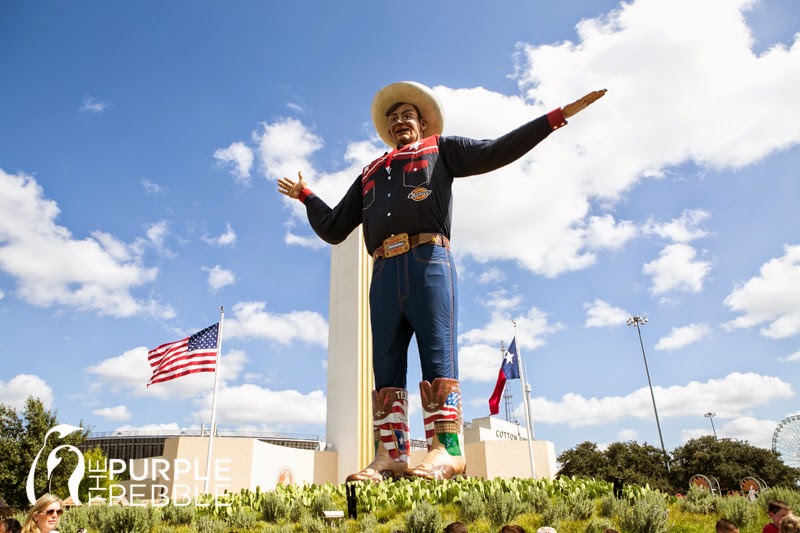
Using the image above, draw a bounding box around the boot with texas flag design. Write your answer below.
[346,387,409,482]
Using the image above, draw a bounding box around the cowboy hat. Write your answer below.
[371,81,444,147]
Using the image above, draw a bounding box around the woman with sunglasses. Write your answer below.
[21,494,62,533]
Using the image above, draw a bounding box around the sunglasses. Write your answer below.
[42,509,63,517]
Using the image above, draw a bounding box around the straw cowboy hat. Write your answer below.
[371,81,445,147]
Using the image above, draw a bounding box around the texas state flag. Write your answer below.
[488,336,521,415]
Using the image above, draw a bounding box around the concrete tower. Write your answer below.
[325,230,373,483]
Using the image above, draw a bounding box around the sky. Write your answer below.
[1,0,800,469]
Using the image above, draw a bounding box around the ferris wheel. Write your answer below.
[772,415,800,469]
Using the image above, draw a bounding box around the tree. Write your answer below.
[670,436,800,491]
[605,441,673,493]
[0,397,89,510]
[557,441,610,479]
[78,446,112,502]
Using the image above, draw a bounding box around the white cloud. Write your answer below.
[617,428,639,441]
[285,231,329,250]
[141,178,167,195]
[0,374,54,410]
[681,416,779,449]
[79,94,107,113]
[724,244,800,338]
[477,267,507,284]
[583,299,629,328]
[202,223,237,247]
[87,346,247,400]
[241,0,800,277]
[0,170,173,318]
[145,220,174,257]
[202,265,237,292]
[584,215,638,251]
[192,385,326,427]
[643,244,712,295]
[459,305,564,382]
[225,301,328,347]
[0,289,4,300]
[654,323,712,351]
[92,405,132,421]
[255,118,323,182]
[531,372,792,427]
[645,209,711,243]
[779,350,800,363]
[214,142,254,186]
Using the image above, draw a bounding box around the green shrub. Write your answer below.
[404,501,444,533]
[299,514,328,533]
[716,495,758,530]
[226,508,258,529]
[262,491,289,523]
[569,493,596,520]
[458,489,486,522]
[486,490,523,526]
[192,515,225,533]
[525,487,550,514]
[101,505,159,533]
[161,503,195,525]
[288,500,307,522]
[58,505,93,533]
[618,491,669,533]
[540,498,568,529]
[310,491,338,518]
[757,487,800,513]
[359,513,380,531]
[599,493,625,518]
[677,485,718,514]
[585,516,616,533]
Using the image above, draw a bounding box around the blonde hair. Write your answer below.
[781,515,800,533]
[21,494,62,533]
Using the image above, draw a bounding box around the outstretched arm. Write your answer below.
[562,89,607,119]
[277,170,364,246]
[277,171,308,200]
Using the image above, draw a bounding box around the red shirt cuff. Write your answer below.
[298,188,313,204]
[547,108,567,130]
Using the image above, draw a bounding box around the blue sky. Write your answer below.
[2,0,799,465]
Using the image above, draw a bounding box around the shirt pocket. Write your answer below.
[401,156,434,188]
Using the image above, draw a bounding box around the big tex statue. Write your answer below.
[278,81,605,481]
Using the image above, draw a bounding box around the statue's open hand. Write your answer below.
[278,171,307,200]
[563,89,607,119]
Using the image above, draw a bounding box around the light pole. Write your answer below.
[627,316,670,473]
[704,412,718,440]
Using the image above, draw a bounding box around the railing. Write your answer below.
[88,429,321,441]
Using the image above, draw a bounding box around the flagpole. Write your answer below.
[204,306,224,494]
[513,321,536,478]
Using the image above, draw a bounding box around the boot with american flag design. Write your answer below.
[403,378,466,480]
[346,387,409,482]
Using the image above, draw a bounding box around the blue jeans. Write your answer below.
[370,244,459,390]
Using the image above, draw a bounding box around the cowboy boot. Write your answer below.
[346,387,409,482]
[403,378,466,480]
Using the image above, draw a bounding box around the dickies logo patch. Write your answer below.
[408,187,432,202]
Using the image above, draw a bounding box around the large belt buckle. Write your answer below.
[383,233,410,258]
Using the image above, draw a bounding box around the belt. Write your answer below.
[373,233,450,259]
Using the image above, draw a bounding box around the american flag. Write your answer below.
[423,391,460,445]
[147,323,219,386]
